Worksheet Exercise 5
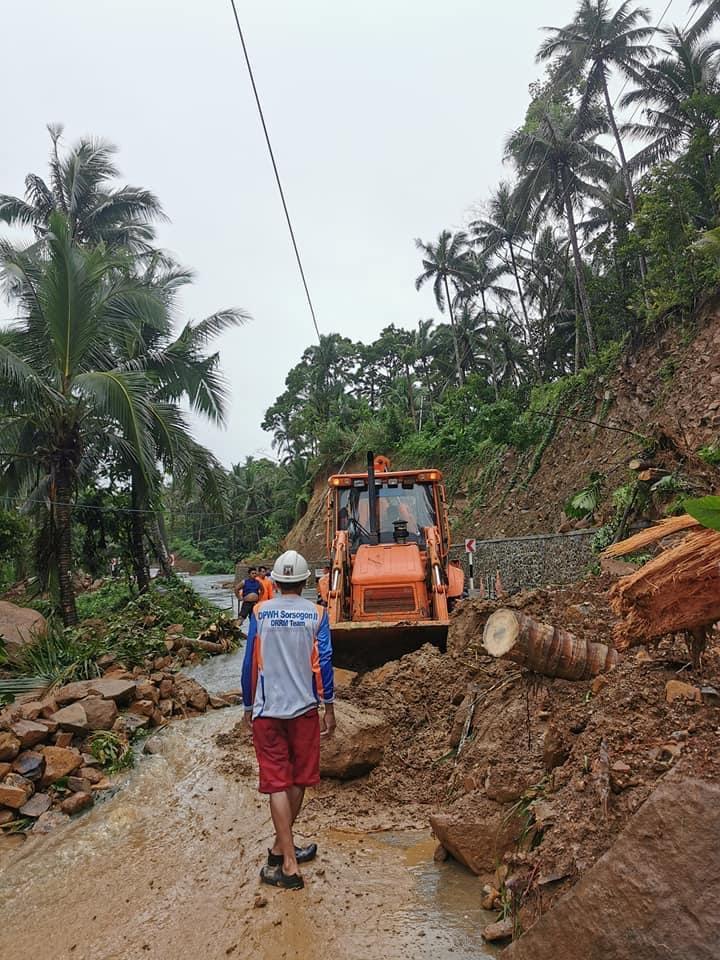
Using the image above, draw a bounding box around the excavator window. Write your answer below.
[337,481,437,551]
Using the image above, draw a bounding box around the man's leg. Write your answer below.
[268,791,300,876]
[270,785,305,857]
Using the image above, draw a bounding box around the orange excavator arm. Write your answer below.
[328,529,349,626]
[424,526,449,621]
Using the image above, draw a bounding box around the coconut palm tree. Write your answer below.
[620,28,720,179]
[414,230,471,385]
[506,104,616,354]
[0,213,165,624]
[538,0,656,214]
[470,183,532,335]
[688,0,720,40]
[0,125,164,252]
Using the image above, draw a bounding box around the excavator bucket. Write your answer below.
[330,618,448,671]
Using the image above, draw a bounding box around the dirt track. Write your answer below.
[0,705,497,960]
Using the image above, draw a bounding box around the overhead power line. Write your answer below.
[227,0,321,342]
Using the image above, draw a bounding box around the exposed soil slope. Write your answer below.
[286,305,720,556]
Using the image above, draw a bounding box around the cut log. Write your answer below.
[637,468,670,483]
[628,458,650,471]
[603,514,700,557]
[483,610,618,680]
[608,525,720,649]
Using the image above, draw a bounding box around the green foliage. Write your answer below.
[566,472,605,519]
[685,495,720,530]
[698,443,720,465]
[88,731,134,773]
[76,580,133,620]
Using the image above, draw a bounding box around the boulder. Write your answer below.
[0,601,47,660]
[158,678,174,699]
[128,699,155,718]
[49,703,90,734]
[0,773,34,808]
[320,701,389,779]
[54,732,74,748]
[172,675,209,712]
[113,714,149,736]
[429,808,523,876]
[78,766,104,785]
[0,808,14,825]
[54,680,93,704]
[485,766,533,804]
[0,731,21,762]
[11,750,45,782]
[60,791,93,816]
[55,677,136,705]
[19,792,51,818]
[504,777,720,960]
[78,696,118,731]
[67,776,92,793]
[0,762,11,778]
[39,746,83,786]
[10,719,50,749]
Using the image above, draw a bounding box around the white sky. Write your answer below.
[2,0,682,466]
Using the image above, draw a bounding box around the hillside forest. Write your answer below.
[1,0,720,622]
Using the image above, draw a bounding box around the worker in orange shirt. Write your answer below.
[258,565,276,601]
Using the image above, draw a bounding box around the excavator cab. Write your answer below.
[326,453,464,669]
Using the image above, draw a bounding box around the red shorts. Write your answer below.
[252,709,321,794]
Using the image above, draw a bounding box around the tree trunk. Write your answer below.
[130,469,150,593]
[443,276,465,385]
[602,75,635,214]
[507,241,530,334]
[404,362,417,426]
[483,609,618,679]
[53,467,78,627]
[562,172,596,354]
[574,277,581,374]
[152,513,174,577]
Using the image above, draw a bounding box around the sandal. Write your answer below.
[260,864,305,890]
[267,843,317,866]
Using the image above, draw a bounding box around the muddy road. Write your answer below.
[0,706,498,960]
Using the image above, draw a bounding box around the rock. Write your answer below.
[0,762,10,778]
[113,714,149,735]
[433,843,448,862]
[700,685,720,707]
[135,681,160,704]
[0,808,14,825]
[483,918,514,942]
[158,699,174,717]
[481,886,500,910]
[60,791,93,815]
[320,701,389,779]
[0,601,47,661]
[10,719,50,749]
[78,766,104,784]
[485,766,531,804]
[67,776,92,793]
[532,801,557,827]
[19,792,51,818]
[158,678,174,699]
[591,675,608,695]
[166,623,185,636]
[429,809,523,875]
[39,746,83,785]
[90,776,112,791]
[128,699,156,718]
[599,557,636,578]
[208,695,231,709]
[54,680,93,704]
[32,810,70,834]
[78,696,118,731]
[0,731,21,762]
[503,778,720,960]
[55,678,136,705]
[172,675,209,712]
[54,732,74,748]
[143,736,164,756]
[18,698,58,721]
[543,725,570,772]
[253,895,268,908]
[36,718,59,735]
[11,750,45,782]
[0,773,34,808]
[665,681,702,704]
[49,702,90,734]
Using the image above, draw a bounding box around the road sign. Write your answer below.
[465,538,476,554]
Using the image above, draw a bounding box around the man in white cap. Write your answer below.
[241,549,335,890]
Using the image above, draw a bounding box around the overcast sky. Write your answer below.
[2,0,680,466]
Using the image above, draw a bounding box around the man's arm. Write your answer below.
[241,613,258,722]
[315,610,336,736]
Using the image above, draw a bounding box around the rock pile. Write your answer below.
[0,669,231,839]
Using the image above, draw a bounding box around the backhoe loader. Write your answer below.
[325,453,464,669]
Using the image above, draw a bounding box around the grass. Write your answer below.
[88,731,135,773]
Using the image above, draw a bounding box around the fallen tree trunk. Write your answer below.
[483,610,618,680]
[605,524,720,649]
